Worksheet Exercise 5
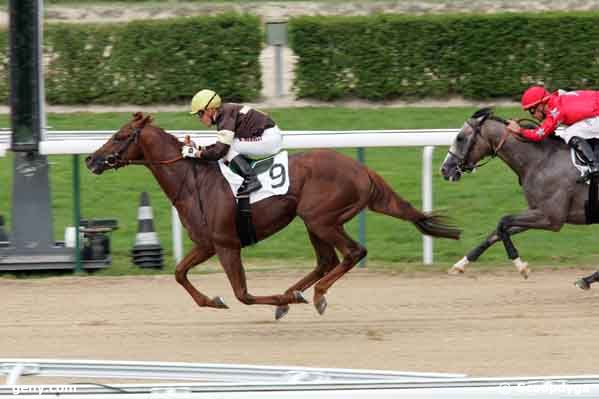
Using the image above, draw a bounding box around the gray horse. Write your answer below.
[440,107,595,284]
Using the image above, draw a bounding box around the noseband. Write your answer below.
[449,114,509,173]
[104,126,183,168]
[104,127,142,168]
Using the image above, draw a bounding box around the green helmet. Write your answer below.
[189,89,221,115]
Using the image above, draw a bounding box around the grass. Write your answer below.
[2,106,599,278]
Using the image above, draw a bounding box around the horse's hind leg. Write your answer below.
[275,229,340,320]
[449,226,528,274]
[575,271,599,290]
[175,245,228,309]
[309,226,367,315]
[216,247,309,309]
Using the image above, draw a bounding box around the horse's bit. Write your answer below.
[104,126,182,168]
[449,114,511,173]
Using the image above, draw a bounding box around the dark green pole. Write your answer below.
[73,154,82,272]
[357,147,366,268]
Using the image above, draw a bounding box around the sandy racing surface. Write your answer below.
[2,268,598,377]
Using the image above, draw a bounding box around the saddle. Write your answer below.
[218,151,290,247]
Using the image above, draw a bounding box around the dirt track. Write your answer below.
[2,268,599,377]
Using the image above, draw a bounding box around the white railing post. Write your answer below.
[172,206,183,264]
[422,146,434,265]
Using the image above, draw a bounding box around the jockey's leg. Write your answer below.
[227,126,283,196]
[229,155,262,196]
[569,136,599,182]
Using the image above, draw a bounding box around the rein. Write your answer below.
[105,126,184,168]
[450,113,523,173]
[103,124,191,204]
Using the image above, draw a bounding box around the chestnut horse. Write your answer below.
[86,113,460,319]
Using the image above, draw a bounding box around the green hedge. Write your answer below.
[289,13,599,101]
[0,14,263,105]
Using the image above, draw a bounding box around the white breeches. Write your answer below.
[556,116,599,143]
[224,126,283,161]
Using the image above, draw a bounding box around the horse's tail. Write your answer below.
[366,169,461,240]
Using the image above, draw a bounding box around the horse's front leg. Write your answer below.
[216,247,308,312]
[495,209,561,278]
[449,226,528,274]
[175,245,228,309]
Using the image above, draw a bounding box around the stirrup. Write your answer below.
[237,179,262,196]
[577,169,599,184]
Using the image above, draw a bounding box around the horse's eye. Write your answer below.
[456,136,465,143]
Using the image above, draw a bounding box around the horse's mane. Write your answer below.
[471,107,494,119]
[470,107,509,125]
[131,112,183,148]
[468,108,568,151]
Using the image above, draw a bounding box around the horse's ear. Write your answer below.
[132,112,144,121]
[141,115,154,126]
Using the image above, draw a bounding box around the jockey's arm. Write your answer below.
[199,142,230,161]
[520,112,561,142]
[198,129,234,161]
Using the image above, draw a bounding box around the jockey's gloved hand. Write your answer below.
[181,145,198,158]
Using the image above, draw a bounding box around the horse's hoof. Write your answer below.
[575,279,591,291]
[293,291,309,304]
[315,296,327,315]
[275,305,290,320]
[448,266,464,275]
[513,258,529,279]
[212,296,229,309]
[519,267,530,280]
[517,265,530,280]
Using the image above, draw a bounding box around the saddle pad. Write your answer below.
[218,151,290,204]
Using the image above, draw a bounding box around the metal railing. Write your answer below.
[1,359,598,398]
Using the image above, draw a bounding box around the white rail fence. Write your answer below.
[1,359,599,398]
[0,130,458,264]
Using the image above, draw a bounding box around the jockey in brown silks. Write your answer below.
[506,85,599,182]
[182,89,283,196]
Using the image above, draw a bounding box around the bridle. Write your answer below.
[104,126,183,168]
[449,113,512,173]
[102,124,190,204]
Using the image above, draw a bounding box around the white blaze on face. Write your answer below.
[443,121,469,164]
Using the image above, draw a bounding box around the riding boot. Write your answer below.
[230,155,262,196]
[570,137,599,183]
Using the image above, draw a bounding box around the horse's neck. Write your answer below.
[140,134,196,204]
[495,134,558,178]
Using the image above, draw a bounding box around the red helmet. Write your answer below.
[521,86,550,110]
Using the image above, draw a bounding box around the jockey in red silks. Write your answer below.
[506,86,599,182]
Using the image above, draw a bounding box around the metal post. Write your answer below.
[172,206,183,264]
[357,147,366,268]
[274,45,284,97]
[5,363,25,385]
[422,146,434,264]
[73,154,82,272]
[265,21,288,98]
